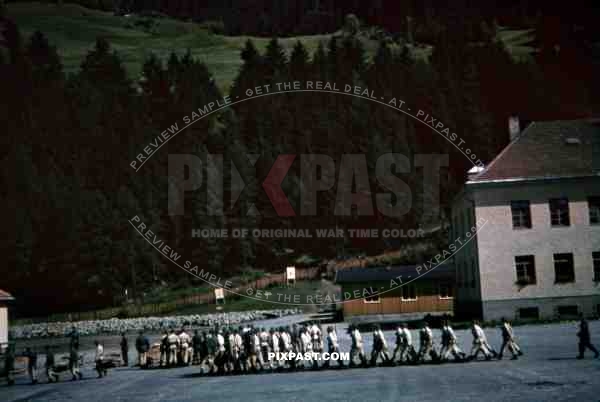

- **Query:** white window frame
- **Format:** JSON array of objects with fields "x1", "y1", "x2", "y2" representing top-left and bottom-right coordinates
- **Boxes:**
[
  {"x1": 401, "y1": 285, "x2": 418, "y2": 301},
  {"x1": 439, "y1": 283, "x2": 454, "y2": 299},
  {"x1": 363, "y1": 295, "x2": 381, "y2": 304}
]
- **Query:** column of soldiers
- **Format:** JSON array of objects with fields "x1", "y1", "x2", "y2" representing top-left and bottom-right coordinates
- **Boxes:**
[{"x1": 4, "y1": 316, "x2": 598, "y2": 385}]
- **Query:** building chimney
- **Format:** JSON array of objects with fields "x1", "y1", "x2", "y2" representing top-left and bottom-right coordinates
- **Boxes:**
[{"x1": 508, "y1": 115, "x2": 520, "y2": 141}]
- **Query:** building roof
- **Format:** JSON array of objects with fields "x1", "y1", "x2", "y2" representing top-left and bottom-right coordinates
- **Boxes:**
[
  {"x1": 334, "y1": 263, "x2": 454, "y2": 284},
  {"x1": 0, "y1": 289, "x2": 14, "y2": 301},
  {"x1": 468, "y1": 119, "x2": 600, "y2": 184}
]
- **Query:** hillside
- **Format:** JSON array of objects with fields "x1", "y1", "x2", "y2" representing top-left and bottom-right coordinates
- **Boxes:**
[{"x1": 6, "y1": 2, "x2": 533, "y2": 92}]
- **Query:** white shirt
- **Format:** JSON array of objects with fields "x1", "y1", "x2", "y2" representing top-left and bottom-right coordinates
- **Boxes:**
[
  {"x1": 352, "y1": 329, "x2": 363, "y2": 347},
  {"x1": 402, "y1": 328, "x2": 412, "y2": 346},
  {"x1": 301, "y1": 332, "x2": 312, "y2": 352},
  {"x1": 473, "y1": 325, "x2": 486, "y2": 342},
  {"x1": 179, "y1": 331, "x2": 190, "y2": 347},
  {"x1": 327, "y1": 331, "x2": 339, "y2": 349},
  {"x1": 374, "y1": 330, "x2": 388, "y2": 348},
  {"x1": 217, "y1": 334, "x2": 225, "y2": 352},
  {"x1": 271, "y1": 333, "x2": 280, "y2": 352},
  {"x1": 447, "y1": 326, "x2": 457, "y2": 342},
  {"x1": 95, "y1": 344, "x2": 104, "y2": 361}
]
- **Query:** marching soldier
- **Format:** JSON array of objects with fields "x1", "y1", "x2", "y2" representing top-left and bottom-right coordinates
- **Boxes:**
[
  {"x1": 577, "y1": 314, "x2": 599, "y2": 359},
  {"x1": 24, "y1": 347, "x2": 38, "y2": 384},
  {"x1": 348, "y1": 324, "x2": 367, "y2": 367},
  {"x1": 45, "y1": 345, "x2": 59, "y2": 383},
  {"x1": 231, "y1": 328, "x2": 243, "y2": 372},
  {"x1": 441, "y1": 321, "x2": 465, "y2": 362},
  {"x1": 392, "y1": 325, "x2": 404, "y2": 362},
  {"x1": 259, "y1": 327, "x2": 271, "y2": 369},
  {"x1": 370, "y1": 325, "x2": 391, "y2": 366},
  {"x1": 417, "y1": 322, "x2": 435, "y2": 363},
  {"x1": 167, "y1": 328, "x2": 179, "y2": 367},
  {"x1": 269, "y1": 328, "x2": 281, "y2": 369},
  {"x1": 120, "y1": 333, "x2": 129, "y2": 367},
  {"x1": 399, "y1": 323, "x2": 416, "y2": 363},
  {"x1": 310, "y1": 323, "x2": 323, "y2": 369},
  {"x1": 324, "y1": 326, "x2": 344, "y2": 368},
  {"x1": 250, "y1": 328, "x2": 263, "y2": 371},
  {"x1": 470, "y1": 320, "x2": 493, "y2": 360},
  {"x1": 279, "y1": 327, "x2": 293, "y2": 370},
  {"x1": 300, "y1": 326, "x2": 313, "y2": 368},
  {"x1": 498, "y1": 317, "x2": 522, "y2": 360}
]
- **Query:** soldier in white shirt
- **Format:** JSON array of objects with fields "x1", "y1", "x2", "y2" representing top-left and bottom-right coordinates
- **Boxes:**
[
  {"x1": 94, "y1": 341, "x2": 107, "y2": 378},
  {"x1": 167, "y1": 329, "x2": 180, "y2": 366},
  {"x1": 231, "y1": 328, "x2": 243, "y2": 372},
  {"x1": 417, "y1": 322, "x2": 435, "y2": 363},
  {"x1": 324, "y1": 326, "x2": 344, "y2": 368},
  {"x1": 400, "y1": 323, "x2": 415, "y2": 363},
  {"x1": 470, "y1": 320, "x2": 493, "y2": 360},
  {"x1": 178, "y1": 329, "x2": 192, "y2": 365},
  {"x1": 370, "y1": 325, "x2": 391, "y2": 366},
  {"x1": 300, "y1": 326, "x2": 313, "y2": 368},
  {"x1": 259, "y1": 328, "x2": 271, "y2": 369},
  {"x1": 498, "y1": 317, "x2": 523, "y2": 360},
  {"x1": 441, "y1": 320, "x2": 466, "y2": 362},
  {"x1": 348, "y1": 324, "x2": 367, "y2": 367}
]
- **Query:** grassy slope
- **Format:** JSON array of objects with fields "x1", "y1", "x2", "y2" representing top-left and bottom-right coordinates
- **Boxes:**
[{"x1": 7, "y1": 2, "x2": 332, "y2": 92}]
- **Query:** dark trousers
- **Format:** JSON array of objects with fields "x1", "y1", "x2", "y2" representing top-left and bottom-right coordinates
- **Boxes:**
[
  {"x1": 578, "y1": 341, "x2": 599, "y2": 357},
  {"x1": 122, "y1": 349, "x2": 128, "y2": 366}
]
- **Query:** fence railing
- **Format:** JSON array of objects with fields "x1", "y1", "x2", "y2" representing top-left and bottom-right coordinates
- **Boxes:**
[{"x1": 14, "y1": 267, "x2": 322, "y2": 325}]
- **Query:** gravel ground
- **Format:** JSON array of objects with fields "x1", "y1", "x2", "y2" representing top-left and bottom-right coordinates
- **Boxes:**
[{"x1": 1, "y1": 320, "x2": 599, "y2": 402}]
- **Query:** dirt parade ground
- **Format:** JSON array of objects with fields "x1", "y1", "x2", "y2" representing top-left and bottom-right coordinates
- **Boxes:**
[{"x1": 1, "y1": 320, "x2": 599, "y2": 402}]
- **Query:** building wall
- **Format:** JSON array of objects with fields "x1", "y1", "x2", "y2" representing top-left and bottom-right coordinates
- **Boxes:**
[
  {"x1": 464, "y1": 177, "x2": 600, "y2": 320},
  {"x1": 341, "y1": 281, "x2": 454, "y2": 317},
  {"x1": 0, "y1": 305, "x2": 7, "y2": 345}
]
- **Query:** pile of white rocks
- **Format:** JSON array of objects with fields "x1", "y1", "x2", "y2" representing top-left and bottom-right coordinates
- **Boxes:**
[{"x1": 10, "y1": 309, "x2": 301, "y2": 339}]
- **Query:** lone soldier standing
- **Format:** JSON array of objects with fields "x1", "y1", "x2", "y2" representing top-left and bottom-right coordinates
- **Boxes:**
[
  {"x1": 498, "y1": 317, "x2": 522, "y2": 360},
  {"x1": 24, "y1": 347, "x2": 38, "y2": 384},
  {"x1": 120, "y1": 333, "x2": 129, "y2": 367},
  {"x1": 577, "y1": 314, "x2": 599, "y2": 359},
  {"x1": 45, "y1": 345, "x2": 59, "y2": 383}
]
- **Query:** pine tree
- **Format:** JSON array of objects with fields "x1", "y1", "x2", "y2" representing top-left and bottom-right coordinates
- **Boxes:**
[{"x1": 289, "y1": 40, "x2": 309, "y2": 79}]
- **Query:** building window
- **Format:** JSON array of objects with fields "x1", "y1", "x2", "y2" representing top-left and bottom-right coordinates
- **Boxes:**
[
  {"x1": 518, "y1": 307, "x2": 539, "y2": 320},
  {"x1": 593, "y1": 252, "x2": 600, "y2": 282},
  {"x1": 401, "y1": 285, "x2": 417, "y2": 301},
  {"x1": 557, "y1": 305, "x2": 579, "y2": 318},
  {"x1": 515, "y1": 255, "x2": 536, "y2": 285},
  {"x1": 549, "y1": 198, "x2": 570, "y2": 226},
  {"x1": 364, "y1": 295, "x2": 380, "y2": 304},
  {"x1": 439, "y1": 283, "x2": 453, "y2": 299},
  {"x1": 511, "y1": 200, "x2": 531, "y2": 229},
  {"x1": 589, "y1": 197, "x2": 600, "y2": 224},
  {"x1": 554, "y1": 253, "x2": 575, "y2": 283}
]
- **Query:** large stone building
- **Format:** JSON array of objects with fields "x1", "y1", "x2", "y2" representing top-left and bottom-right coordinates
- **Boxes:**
[{"x1": 452, "y1": 119, "x2": 600, "y2": 321}]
